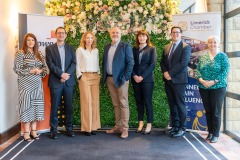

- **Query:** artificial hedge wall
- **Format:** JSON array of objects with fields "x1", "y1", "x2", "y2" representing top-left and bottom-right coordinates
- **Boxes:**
[{"x1": 67, "y1": 32, "x2": 170, "y2": 128}]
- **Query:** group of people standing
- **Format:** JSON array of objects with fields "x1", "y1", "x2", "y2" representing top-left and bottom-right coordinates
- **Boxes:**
[{"x1": 14, "y1": 26, "x2": 229, "y2": 143}]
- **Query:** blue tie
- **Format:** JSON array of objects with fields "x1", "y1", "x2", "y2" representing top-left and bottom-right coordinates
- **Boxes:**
[{"x1": 168, "y1": 43, "x2": 176, "y2": 61}]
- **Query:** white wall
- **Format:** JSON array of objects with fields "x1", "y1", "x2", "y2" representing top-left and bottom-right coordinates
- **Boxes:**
[{"x1": 0, "y1": 0, "x2": 45, "y2": 133}]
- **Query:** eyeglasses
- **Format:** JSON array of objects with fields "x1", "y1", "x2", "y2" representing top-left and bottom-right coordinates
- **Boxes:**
[
  {"x1": 56, "y1": 32, "x2": 66, "y2": 35},
  {"x1": 171, "y1": 32, "x2": 181, "y2": 34}
]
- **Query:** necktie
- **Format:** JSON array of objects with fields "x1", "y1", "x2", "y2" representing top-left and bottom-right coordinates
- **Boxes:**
[
  {"x1": 168, "y1": 43, "x2": 176, "y2": 61},
  {"x1": 139, "y1": 51, "x2": 143, "y2": 64}
]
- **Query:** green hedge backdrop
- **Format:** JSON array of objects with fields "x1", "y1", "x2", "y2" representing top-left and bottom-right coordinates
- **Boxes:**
[{"x1": 68, "y1": 33, "x2": 170, "y2": 128}]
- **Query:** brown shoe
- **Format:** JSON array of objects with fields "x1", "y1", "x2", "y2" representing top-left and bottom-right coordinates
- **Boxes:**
[
  {"x1": 106, "y1": 126, "x2": 121, "y2": 134},
  {"x1": 120, "y1": 129, "x2": 128, "y2": 139}
]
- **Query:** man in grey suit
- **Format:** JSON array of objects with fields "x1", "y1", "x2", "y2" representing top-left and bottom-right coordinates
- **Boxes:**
[
  {"x1": 160, "y1": 26, "x2": 191, "y2": 138},
  {"x1": 102, "y1": 27, "x2": 134, "y2": 139},
  {"x1": 46, "y1": 27, "x2": 76, "y2": 139}
]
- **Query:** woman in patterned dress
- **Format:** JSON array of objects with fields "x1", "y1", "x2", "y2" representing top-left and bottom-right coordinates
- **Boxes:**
[
  {"x1": 196, "y1": 35, "x2": 230, "y2": 143},
  {"x1": 14, "y1": 33, "x2": 47, "y2": 141}
]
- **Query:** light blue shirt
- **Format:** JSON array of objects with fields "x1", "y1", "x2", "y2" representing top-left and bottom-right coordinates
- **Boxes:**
[
  {"x1": 107, "y1": 41, "x2": 120, "y2": 75},
  {"x1": 58, "y1": 45, "x2": 65, "y2": 72}
]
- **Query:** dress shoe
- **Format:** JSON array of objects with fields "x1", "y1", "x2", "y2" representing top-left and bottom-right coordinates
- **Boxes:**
[
  {"x1": 210, "y1": 136, "x2": 218, "y2": 143},
  {"x1": 51, "y1": 132, "x2": 58, "y2": 139},
  {"x1": 91, "y1": 132, "x2": 96, "y2": 135},
  {"x1": 165, "y1": 127, "x2": 178, "y2": 135},
  {"x1": 67, "y1": 131, "x2": 75, "y2": 137},
  {"x1": 84, "y1": 132, "x2": 91, "y2": 136},
  {"x1": 106, "y1": 126, "x2": 121, "y2": 134},
  {"x1": 172, "y1": 129, "x2": 185, "y2": 138},
  {"x1": 120, "y1": 129, "x2": 128, "y2": 139},
  {"x1": 206, "y1": 133, "x2": 213, "y2": 140}
]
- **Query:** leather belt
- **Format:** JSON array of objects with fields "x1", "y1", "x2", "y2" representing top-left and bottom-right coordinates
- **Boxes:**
[{"x1": 82, "y1": 72, "x2": 98, "y2": 74}]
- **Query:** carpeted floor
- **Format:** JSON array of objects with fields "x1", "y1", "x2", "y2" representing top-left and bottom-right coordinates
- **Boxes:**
[{"x1": 0, "y1": 130, "x2": 226, "y2": 160}]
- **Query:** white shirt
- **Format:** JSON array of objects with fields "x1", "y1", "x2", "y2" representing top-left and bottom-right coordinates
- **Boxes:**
[{"x1": 76, "y1": 47, "x2": 100, "y2": 78}]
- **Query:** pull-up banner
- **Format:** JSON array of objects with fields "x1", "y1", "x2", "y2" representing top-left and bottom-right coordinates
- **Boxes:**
[
  {"x1": 172, "y1": 13, "x2": 221, "y2": 131},
  {"x1": 18, "y1": 13, "x2": 64, "y2": 132}
]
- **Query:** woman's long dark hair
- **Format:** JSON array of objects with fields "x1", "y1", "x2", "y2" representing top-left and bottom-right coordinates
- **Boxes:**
[
  {"x1": 134, "y1": 29, "x2": 153, "y2": 48},
  {"x1": 21, "y1": 33, "x2": 42, "y2": 61}
]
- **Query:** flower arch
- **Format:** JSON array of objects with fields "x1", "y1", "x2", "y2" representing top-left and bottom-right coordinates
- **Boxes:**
[{"x1": 45, "y1": 0, "x2": 180, "y2": 38}]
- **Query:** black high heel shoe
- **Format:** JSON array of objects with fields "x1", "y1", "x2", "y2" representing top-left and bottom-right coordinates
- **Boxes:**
[
  {"x1": 23, "y1": 132, "x2": 32, "y2": 142},
  {"x1": 136, "y1": 128, "x2": 144, "y2": 133},
  {"x1": 30, "y1": 130, "x2": 40, "y2": 140},
  {"x1": 143, "y1": 129, "x2": 151, "y2": 135},
  {"x1": 84, "y1": 132, "x2": 91, "y2": 136}
]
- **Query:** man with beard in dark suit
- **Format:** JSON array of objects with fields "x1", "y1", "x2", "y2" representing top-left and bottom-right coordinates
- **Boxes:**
[{"x1": 102, "y1": 27, "x2": 134, "y2": 139}]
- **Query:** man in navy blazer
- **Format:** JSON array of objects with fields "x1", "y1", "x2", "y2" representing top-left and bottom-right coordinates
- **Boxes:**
[
  {"x1": 46, "y1": 27, "x2": 76, "y2": 139},
  {"x1": 160, "y1": 26, "x2": 191, "y2": 138},
  {"x1": 102, "y1": 27, "x2": 134, "y2": 139}
]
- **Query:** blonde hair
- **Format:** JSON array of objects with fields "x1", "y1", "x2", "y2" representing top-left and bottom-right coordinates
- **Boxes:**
[{"x1": 79, "y1": 31, "x2": 97, "y2": 49}]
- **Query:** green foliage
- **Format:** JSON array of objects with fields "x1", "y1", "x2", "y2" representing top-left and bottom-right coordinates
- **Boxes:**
[{"x1": 68, "y1": 30, "x2": 171, "y2": 128}]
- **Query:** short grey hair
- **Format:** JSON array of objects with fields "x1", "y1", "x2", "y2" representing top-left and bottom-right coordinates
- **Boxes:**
[{"x1": 207, "y1": 35, "x2": 220, "y2": 44}]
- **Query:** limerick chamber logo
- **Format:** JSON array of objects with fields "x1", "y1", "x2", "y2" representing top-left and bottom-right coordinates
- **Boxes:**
[{"x1": 178, "y1": 21, "x2": 188, "y2": 31}]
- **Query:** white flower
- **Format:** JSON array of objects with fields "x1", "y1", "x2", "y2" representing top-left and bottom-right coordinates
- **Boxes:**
[
  {"x1": 79, "y1": 12, "x2": 86, "y2": 21},
  {"x1": 143, "y1": 10, "x2": 148, "y2": 15},
  {"x1": 75, "y1": 2, "x2": 80, "y2": 6},
  {"x1": 72, "y1": 15, "x2": 76, "y2": 19},
  {"x1": 138, "y1": 7, "x2": 143, "y2": 13},
  {"x1": 161, "y1": 0, "x2": 166, "y2": 4},
  {"x1": 118, "y1": 22, "x2": 123, "y2": 27},
  {"x1": 123, "y1": 5, "x2": 127, "y2": 10},
  {"x1": 147, "y1": 4, "x2": 151, "y2": 9},
  {"x1": 98, "y1": 1, "x2": 103, "y2": 6},
  {"x1": 119, "y1": 7, "x2": 123, "y2": 12}
]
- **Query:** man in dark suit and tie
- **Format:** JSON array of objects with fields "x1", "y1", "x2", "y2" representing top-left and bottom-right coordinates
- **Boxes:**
[
  {"x1": 46, "y1": 26, "x2": 76, "y2": 139},
  {"x1": 160, "y1": 26, "x2": 191, "y2": 137},
  {"x1": 102, "y1": 27, "x2": 134, "y2": 139}
]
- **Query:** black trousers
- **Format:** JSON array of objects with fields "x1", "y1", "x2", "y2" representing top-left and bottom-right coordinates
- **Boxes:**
[
  {"x1": 165, "y1": 80, "x2": 187, "y2": 130},
  {"x1": 50, "y1": 85, "x2": 74, "y2": 133},
  {"x1": 132, "y1": 82, "x2": 154, "y2": 123},
  {"x1": 199, "y1": 87, "x2": 226, "y2": 137}
]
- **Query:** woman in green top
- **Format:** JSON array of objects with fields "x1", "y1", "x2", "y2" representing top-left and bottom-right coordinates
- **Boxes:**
[{"x1": 196, "y1": 35, "x2": 229, "y2": 143}]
